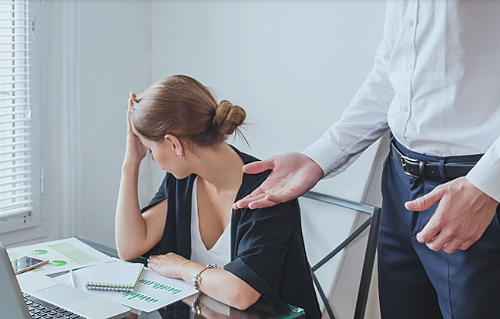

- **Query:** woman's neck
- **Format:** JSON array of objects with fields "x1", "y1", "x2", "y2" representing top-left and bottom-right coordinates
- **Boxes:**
[{"x1": 189, "y1": 143, "x2": 244, "y2": 195}]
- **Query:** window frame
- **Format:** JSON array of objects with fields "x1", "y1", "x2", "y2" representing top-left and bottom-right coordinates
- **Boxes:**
[{"x1": 0, "y1": 0, "x2": 43, "y2": 243}]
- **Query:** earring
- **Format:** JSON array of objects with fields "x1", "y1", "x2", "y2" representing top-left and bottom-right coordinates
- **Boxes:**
[{"x1": 176, "y1": 152, "x2": 182, "y2": 158}]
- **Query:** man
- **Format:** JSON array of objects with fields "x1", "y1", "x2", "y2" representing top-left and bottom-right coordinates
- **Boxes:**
[{"x1": 234, "y1": 1, "x2": 500, "y2": 318}]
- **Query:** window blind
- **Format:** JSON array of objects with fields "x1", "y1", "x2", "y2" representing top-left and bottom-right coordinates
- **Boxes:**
[{"x1": 0, "y1": 0, "x2": 32, "y2": 219}]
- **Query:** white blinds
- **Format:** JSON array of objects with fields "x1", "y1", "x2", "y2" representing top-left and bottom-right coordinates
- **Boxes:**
[{"x1": 0, "y1": 0, "x2": 32, "y2": 219}]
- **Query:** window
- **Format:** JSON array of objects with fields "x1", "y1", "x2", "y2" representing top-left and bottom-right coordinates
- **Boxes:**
[{"x1": 0, "y1": 0, "x2": 34, "y2": 229}]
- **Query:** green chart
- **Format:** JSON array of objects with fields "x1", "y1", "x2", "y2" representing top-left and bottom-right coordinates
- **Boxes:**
[
  {"x1": 48, "y1": 242, "x2": 100, "y2": 265},
  {"x1": 139, "y1": 279, "x2": 182, "y2": 295},
  {"x1": 122, "y1": 292, "x2": 158, "y2": 303},
  {"x1": 49, "y1": 260, "x2": 67, "y2": 267},
  {"x1": 31, "y1": 249, "x2": 48, "y2": 256}
]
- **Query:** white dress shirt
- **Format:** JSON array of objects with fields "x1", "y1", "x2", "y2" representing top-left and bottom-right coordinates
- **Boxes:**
[{"x1": 303, "y1": 0, "x2": 500, "y2": 202}]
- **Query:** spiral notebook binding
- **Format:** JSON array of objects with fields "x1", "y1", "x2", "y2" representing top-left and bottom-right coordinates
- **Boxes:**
[
  {"x1": 85, "y1": 281, "x2": 133, "y2": 292},
  {"x1": 84, "y1": 262, "x2": 144, "y2": 293}
]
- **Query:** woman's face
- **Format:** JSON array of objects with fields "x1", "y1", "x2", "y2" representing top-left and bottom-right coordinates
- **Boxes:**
[{"x1": 137, "y1": 134, "x2": 192, "y2": 179}]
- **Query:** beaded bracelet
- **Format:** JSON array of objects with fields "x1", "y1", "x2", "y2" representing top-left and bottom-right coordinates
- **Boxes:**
[
  {"x1": 192, "y1": 264, "x2": 216, "y2": 290},
  {"x1": 191, "y1": 295, "x2": 201, "y2": 315}
]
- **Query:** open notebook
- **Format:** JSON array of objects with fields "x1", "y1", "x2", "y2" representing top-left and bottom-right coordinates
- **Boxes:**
[{"x1": 85, "y1": 262, "x2": 144, "y2": 292}]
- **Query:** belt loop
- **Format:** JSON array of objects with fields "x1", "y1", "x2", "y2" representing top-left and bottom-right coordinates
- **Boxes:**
[
  {"x1": 439, "y1": 158, "x2": 446, "y2": 179},
  {"x1": 419, "y1": 161, "x2": 426, "y2": 179}
]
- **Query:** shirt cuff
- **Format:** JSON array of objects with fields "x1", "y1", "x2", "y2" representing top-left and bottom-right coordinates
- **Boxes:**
[
  {"x1": 466, "y1": 148, "x2": 500, "y2": 203},
  {"x1": 302, "y1": 137, "x2": 351, "y2": 179}
]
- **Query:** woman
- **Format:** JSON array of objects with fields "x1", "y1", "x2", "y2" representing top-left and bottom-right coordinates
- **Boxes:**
[{"x1": 115, "y1": 75, "x2": 320, "y2": 318}]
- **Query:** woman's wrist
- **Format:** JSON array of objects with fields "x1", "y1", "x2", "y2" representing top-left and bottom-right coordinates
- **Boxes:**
[
  {"x1": 121, "y1": 162, "x2": 141, "y2": 174},
  {"x1": 192, "y1": 264, "x2": 216, "y2": 290},
  {"x1": 179, "y1": 261, "x2": 206, "y2": 284}
]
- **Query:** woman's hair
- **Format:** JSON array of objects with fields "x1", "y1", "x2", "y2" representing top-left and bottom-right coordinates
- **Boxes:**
[{"x1": 130, "y1": 75, "x2": 246, "y2": 148}]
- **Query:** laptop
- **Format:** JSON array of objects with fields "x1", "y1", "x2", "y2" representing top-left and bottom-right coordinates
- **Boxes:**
[{"x1": 0, "y1": 241, "x2": 131, "y2": 319}]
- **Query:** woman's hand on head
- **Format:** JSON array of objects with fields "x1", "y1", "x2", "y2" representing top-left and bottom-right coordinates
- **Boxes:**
[
  {"x1": 147, "y1": 253, "x2": 190, "y2": 279},
  {"x1": 124, "y1": 92, "x2": 148, "y2": 166}
]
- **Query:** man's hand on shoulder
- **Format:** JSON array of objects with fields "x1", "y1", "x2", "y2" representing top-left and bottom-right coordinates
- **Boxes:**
[
  {"x1": 405, "y1": 177, "x2": 499, "y2": 254},
  {"x1": 233, "y1": 152, "x2": 324, "y2": 210}
]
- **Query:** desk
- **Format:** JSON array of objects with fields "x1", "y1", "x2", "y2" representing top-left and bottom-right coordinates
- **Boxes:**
[{"x1": 76, "y1": 237, "x2": 305, "y2": 319}]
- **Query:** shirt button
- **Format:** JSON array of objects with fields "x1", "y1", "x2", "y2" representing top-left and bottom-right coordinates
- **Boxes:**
[
  {"x1": 401, "y1": 106, "x2": 409, "y2": 112},
  {"x1": 408, "y1": 20, "x2": 414, "y2": 27},
  {"x1": 406, "y1": 63, "x2": 413, "y2": 70}
]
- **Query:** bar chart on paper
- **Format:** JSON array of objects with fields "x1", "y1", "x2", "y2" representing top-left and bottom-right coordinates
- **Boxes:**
[
  {"x1": 64, "y1": 263, "x2": 198, "y2": 312},
  {"x1": 122, "y1": 291, "x2": 158, "y2": 303},
  {"x1": 139, "y1": 278, "x2": 183, "y2": 295}
]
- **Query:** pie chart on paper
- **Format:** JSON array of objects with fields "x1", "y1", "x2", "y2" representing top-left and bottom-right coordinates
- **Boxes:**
[
  {"x1": 31, "y1": 249, "x2": 48, "y2": 256},
  {"x1": 49, "y1": 260, "x2": 67, "y2": 267}
]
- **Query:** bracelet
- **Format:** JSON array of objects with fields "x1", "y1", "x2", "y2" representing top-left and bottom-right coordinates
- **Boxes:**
[
  {"x1": 192, "y1": 264, "x2": 216, "y2": 290},
  {"x1": 191, "y1": 295, "x2": 201, "y2": 315}
]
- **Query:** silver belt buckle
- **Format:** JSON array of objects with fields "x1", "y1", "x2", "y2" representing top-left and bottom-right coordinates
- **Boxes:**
[{"x1": 400, "y1": 154, "x2": 421, "y2": 178}]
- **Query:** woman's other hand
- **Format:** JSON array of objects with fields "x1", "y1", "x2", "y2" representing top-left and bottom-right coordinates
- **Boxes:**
[
  {"x1": 148, "y1": 253, "x2": 191, "y2": 279},
  {"x1": 148, "y1": 253, "x2": 260, "y2": 310},
  {"x1": 124, "y1": 92, "x2": 148, "y2": 166}
]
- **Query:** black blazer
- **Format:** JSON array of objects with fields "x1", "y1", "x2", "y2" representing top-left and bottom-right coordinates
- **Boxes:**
[{"x1": 141, "y1": 147, "x2": 321, "y2": 319}]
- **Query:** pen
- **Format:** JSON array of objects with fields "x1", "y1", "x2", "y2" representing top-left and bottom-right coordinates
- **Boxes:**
[{"x1": 70, "y1": 269, "x2": 77, "y2": 288}]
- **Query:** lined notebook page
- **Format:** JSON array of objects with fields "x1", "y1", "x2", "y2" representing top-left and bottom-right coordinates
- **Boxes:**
[{"x1": 85, "y1": 261, "x2": 144, "y2": 292}]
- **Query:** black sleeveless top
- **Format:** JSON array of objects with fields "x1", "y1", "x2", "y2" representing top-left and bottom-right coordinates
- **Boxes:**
[{"x1": 141, "y1": 147, "x2": 321, "y2": 319}]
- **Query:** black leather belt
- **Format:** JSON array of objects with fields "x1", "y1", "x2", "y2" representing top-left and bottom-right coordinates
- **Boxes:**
[{"x1": 390, "y1": 142, "x2": 477, "y2": 180}]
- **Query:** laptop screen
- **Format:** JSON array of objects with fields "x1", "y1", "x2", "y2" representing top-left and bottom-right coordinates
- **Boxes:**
[{"x1": 0, "y1": 242, "x2": 31, "y2": 319}]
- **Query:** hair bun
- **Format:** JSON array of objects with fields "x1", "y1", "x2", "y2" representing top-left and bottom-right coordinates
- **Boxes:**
[{"x1": 213, "y1": 100, "x2": 246, "y2": 135}]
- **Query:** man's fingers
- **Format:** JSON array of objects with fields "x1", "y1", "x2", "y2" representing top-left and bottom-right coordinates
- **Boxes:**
[
  {"x1": 418, "y1": 209, "x2": 470, "y2": 253},
  {"x1": 266, "y1": 192, "x2": 294, "y2": 204},
  {"x1": 458, "y1": 239, "x2": 474, "y2": 251},
  {"x1": 442, "y1": 241, "x2": 459, "y2": 254},
  {"x1": 248, "y1": 197, "x2": 279, "y2": 210},
  {"x1": 426, "y1": 233, "x2": 455, "y2": 252},
  {"x1": 405, "y1": 186, "x2": 444, "y2": 212},
  {"x1": 242, "y1": 159, "x2": 275, "y2": 175},
  {"x1": 429, "y1": 233, "x2": 471, "y2": 254},
  {"x1": 233, "y1": 192, "x2": 267, "y2": 210},
  {"x1": 416, "y1": 212, "x2": 442, "y2": 244},
  {"x1": 443, "y1": 236, "x2": 470, "y2": 254},
  {"x1": 234, "y1": 191, "x2": 301, "y2": 210},
  {"x1": 246, "y1": 186, "x2": 266, "y2": 199}
]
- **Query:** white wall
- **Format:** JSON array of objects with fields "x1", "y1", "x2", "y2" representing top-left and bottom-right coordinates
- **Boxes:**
[{"x1": 74, "y1": 0, "x2": 152, "y2": 246}]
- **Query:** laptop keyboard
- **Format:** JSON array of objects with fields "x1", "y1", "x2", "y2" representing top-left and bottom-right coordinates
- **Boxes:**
[{"x1": 23, "y1": 293, "x2": 86, "y2": 319}]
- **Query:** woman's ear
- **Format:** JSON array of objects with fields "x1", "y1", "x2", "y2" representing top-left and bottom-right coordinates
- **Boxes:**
[{"x1": 164, "y1": 134, "x2": 183, "y2": 158}]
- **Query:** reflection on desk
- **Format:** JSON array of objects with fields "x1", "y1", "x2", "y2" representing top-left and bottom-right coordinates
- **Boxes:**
[{"x1": 127, "y1": 293, "x2": 305, "y2": 319}]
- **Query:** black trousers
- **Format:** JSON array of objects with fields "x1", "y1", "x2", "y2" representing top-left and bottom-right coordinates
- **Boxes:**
[{"x1": 378, "y1": 140, "x2": 500, "y2": 319}]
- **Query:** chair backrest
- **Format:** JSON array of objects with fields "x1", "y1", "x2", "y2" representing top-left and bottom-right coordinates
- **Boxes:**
[{"x1": 300, "y1": 191, "x2": 381, "y2": 319}]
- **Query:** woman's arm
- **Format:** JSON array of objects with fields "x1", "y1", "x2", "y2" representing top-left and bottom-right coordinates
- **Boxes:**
[
  {"x1": 115, "y1": 166, "x2": 167, "y2": 260},
  {"x1": 148, "y1": 253, "x2": 261, "y2": 310},
  {"x1": 115, "y1": 93, "x2": 167, "y2": 260}
]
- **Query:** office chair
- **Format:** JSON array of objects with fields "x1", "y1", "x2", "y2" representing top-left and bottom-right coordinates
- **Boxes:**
[{"x1": 302, "y1": 191, "x2": 381, "y2": 319}]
